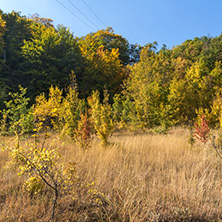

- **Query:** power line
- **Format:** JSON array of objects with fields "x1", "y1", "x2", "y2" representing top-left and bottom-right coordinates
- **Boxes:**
[
  {"x1": 56, "y1": 0, "x2": 95, "y2": 31},
  {"x1": 67, "y1": 0, "x2": 100, "y2": 30},
  {"x1": 82, "y1": 0, "x2": 107, "y2": 28}
]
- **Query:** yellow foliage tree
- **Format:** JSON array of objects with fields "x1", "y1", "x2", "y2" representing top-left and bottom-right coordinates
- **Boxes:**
[
  {"x1": 88, "y1": 90, "x2": 113, "y2": 147},
  {"x1": 60, "y1": 81, "x2": 80, "y2": 138},
  {"x1": 0, "y1": 14, "x2": 6, "y2": 59},
  {"x1": 79, "y1": 37, "x2": 126, "y2": 99},
  {"x1": 33, "y1": 86, "x2": 63, "y2": 130}
]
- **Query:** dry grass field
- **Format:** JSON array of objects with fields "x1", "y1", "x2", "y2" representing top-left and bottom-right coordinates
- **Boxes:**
[{"x1": 1, "y1": 128, "x2": 222, "y2": 221}]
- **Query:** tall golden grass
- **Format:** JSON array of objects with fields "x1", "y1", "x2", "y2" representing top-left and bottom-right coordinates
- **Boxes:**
[{"x1": 1, "y1": 128, "x2": 222, "y2": 221}]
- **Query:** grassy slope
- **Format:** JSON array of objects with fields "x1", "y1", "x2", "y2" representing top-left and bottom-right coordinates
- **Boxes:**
[{"x1": 0, "y1": 128, "x2": 222, "y2": 221}]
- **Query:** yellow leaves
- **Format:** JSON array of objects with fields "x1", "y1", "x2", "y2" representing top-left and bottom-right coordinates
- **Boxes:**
[
  {"x1": 33, "y1": 86, "x2": 63, "y2": 130},
  {"x1": 79, "y1": 33, "x2": 123, "y2": 76},
  {"x1": 88, "y1": 90, "x2": 113, "y2": 147},
  {"x1": 51, "y1": 108, "x2": 57, "y2": 113},
  {"x1": 22, "y1": 20, "x2": 59, "y2": 61},
  {"x1": 0, "y1": 15, "x2": 6, "y2": 36},
  {"x1": 24, "y1": 176, "x2": 45, "y2": 195},
  {"x1": 59, "y1": 83, "x2": 79, "y2": 138},
  {"x1": 186, "y1": 59, "x2": 208, "y2": 86}
]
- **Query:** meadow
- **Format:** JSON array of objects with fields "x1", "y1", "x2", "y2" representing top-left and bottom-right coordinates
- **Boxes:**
[{"x1": 0, "y1": 128, "x2": 222, "y2": 221}]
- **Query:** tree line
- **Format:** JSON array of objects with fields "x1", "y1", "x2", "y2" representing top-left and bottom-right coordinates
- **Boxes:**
[{"x1": 1, "y1": 10, "x2": 222, "y2": 133}]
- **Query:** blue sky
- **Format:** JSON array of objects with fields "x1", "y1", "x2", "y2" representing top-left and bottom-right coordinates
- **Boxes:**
[{"x1": 1, "y1": 0, "x2": 222, "y2": 48}]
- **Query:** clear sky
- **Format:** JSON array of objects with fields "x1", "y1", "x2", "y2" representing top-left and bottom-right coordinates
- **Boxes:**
[{"x1": 1, "y1": 0, "x2": 222, "y2": 49}]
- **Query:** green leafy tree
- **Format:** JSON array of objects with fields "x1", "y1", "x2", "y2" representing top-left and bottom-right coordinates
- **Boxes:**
[
  {"x1": 1, "y1": 85, "x2": 33, "y2": 135},
  {"x1": 0, "y1": 12, "x2": 8, "y2": 107},
  {"x1": 113, "y1": 93, "x2": 136, "y2": 129},
  {"x1": 0, "y1": 12, "x2": 6, "y2": 72},
  {"x1": 172, "y1": 37, "x2": 208, "y2": 63},
  {"x1": 0, "y1": 11, "x2": 32, "y2": 108},
  {"x1": 201, "y1": 34, "x2": 222, "y2": 69},
  {"x1": 21, "y1": 18, "x2": 83, "y2": 102},
  {"x1": 123, "y1": 44, "x2": 174, "y2": 128}
]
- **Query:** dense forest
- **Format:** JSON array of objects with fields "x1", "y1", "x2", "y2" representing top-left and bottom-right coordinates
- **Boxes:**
[{"x1": 1, "y1": 10, "x2": 222, "y2": 133}]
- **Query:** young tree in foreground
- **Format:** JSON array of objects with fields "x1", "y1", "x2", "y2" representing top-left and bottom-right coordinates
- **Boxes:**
[
  {"x1": 2, "y1": 122, "x2": 78, "y2": 220},
  {"x1": 88, "y1": 90, "x2": 113, "y2": 147}
]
